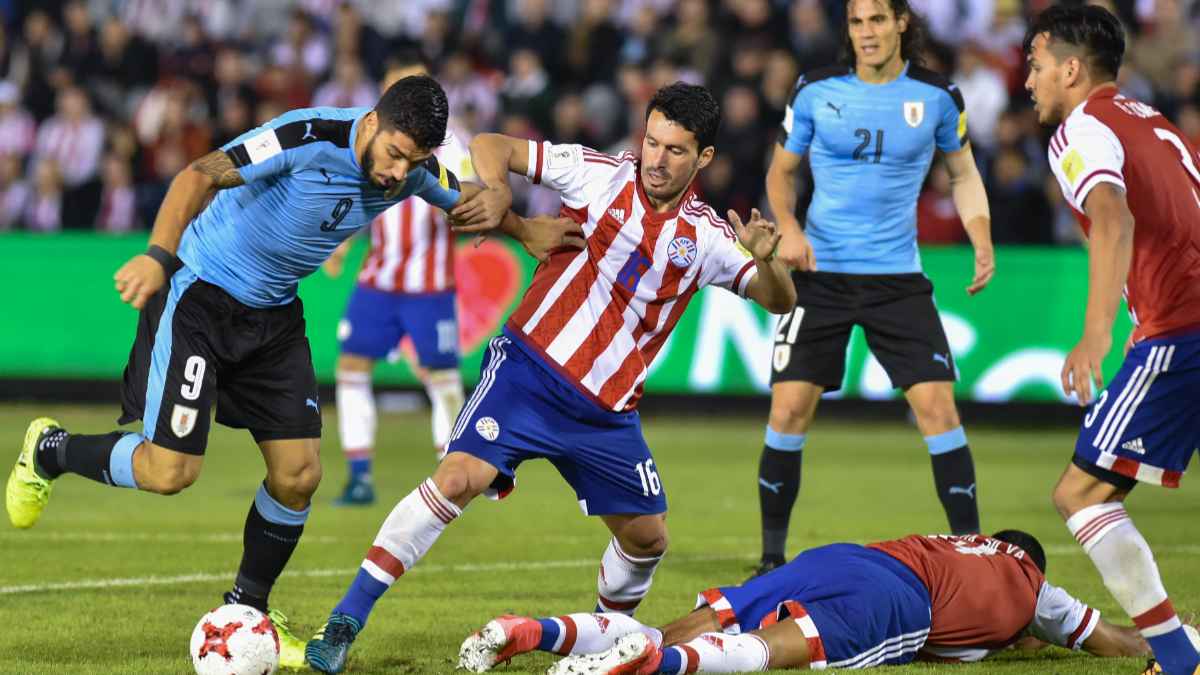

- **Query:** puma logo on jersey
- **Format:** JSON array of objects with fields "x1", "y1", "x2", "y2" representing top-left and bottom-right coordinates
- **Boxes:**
[
  {"x1": 319, "y1": 168, "x2": 331, "y2": 184},
  {"x1": 305, "y1": 398, "x2": 320, "y2": 412},
  {"x1": 826, "y1": 101, "x2": 844, "y2": 118},
  {"x1": 948, "y1": 483, "x2": 976, "y2": 499},
  {"x1": 933, "y1": 352, "x2": 951, "y2": 369},
  {"x1": 302, "y1": 122, "x2": 317, "y2": 141},
  {"x1": 1120, "y1": 438, "x2": 1146, "y2": 454},
  {"x1": 607, "y1": 208, "x2": 626, "y2": 223}
]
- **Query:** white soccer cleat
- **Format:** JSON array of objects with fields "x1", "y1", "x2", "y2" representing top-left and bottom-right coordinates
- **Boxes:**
[
  {"x1": 547, "y1": 633, "x2": 659, "y2": 675},
  {"x1": 458, "y1": 614, "x2": 542, "y2": 673}
]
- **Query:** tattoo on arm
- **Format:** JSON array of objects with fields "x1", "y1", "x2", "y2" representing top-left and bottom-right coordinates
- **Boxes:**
[{"x1": 191, "y1": 150, "x2": 245, "y2": 189}]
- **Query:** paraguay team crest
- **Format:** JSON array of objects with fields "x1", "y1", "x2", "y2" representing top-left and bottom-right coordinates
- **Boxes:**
[
  {"x1": 904, "y1": 101, "x2": 925, "y2": 128},
  {"x1": 667, "y1": 236, "x2": 697, "y2": 268}
]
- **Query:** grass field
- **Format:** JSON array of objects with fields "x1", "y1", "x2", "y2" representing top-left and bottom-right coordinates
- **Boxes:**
[{"x1": 1, "y1": 402, "x2": 1197, "y2": 675}]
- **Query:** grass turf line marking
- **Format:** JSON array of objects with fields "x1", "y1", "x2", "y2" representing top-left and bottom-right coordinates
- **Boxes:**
[{"x1": 0, "y1": 553, "x2": 747, "y2": 596}]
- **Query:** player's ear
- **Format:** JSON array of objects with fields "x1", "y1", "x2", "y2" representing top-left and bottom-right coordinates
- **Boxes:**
[
  {"x1": 897, "y1": 11, "x2": 908, "y2": 34},
  {"x1": 696, "y1": 145, "x2": 715, "y2": 171}
]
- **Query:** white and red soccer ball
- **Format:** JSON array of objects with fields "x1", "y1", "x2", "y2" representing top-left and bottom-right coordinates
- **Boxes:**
[{"x1": 189, "y1": 604, "x2": 279, "y2": 675}]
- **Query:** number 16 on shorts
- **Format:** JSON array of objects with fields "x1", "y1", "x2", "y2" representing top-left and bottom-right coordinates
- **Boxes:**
[{"x1": 635, "y1": 459, "x2": 661, "y2": 496}]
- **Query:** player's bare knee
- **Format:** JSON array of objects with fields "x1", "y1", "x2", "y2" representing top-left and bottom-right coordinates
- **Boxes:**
[
  {"x1": 431, "y1": 454, "x2": 488, "y2": 503},
  {"x1": 620, "y1": 524, "x2": 669, "y2": 558},
  {"x1": 145, "y1": 461, "x2": 200, "y2": 495},
  {"x1": 268, "y1": 463, "x2": 322, "y2": 507}
]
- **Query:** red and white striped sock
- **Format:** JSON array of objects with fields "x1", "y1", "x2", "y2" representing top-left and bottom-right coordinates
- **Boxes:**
[
  {"x1": 1067, "y1": 503, "x2": 1181, "y2": 636},
  {"x1": 361, "y1": 478, "x2": 462, "y2": 584},
  {"x1": 541, "y1": 612, "x2": 661, "y2": 655},
  {"x1": 666, "y1": 633, "x2": 770, "y2": 673},
  {"x1": 596, "y1": 538, "x2": 663, "y2": 616}
]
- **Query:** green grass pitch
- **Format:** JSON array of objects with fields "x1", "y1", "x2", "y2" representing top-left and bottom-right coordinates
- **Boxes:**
[{"x1": 1, "y1": 403, "x2": 1196, "y2": 674}]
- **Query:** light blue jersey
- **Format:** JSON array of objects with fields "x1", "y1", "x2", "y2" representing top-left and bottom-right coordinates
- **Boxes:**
[
  {"x1": 779, "y1": 63, "x2": 967, "y2": 274},
  {"x1": 177, "y1": 106, "x2": 462, "y2": 307}
]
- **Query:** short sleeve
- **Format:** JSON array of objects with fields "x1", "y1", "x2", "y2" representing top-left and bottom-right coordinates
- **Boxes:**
[
  {"x1": 1049, "y1": 115, "x2": 1126, "y2": 210},
  {"x1": 1029, "y1": 581, "x2": 1100, "y2": 650},
  {"x1": 525, "y1": 140, "x2": 627, "y2": 208},
  {"x1": 935, "y1": 83, "x2": 968, "y2": 152},
  {"x1": 698, "y1": 223, "x2": 758, "y2": 297},
  {"x1": 779, "y1": 78, "x2": 815, "y2": 155},
  {"x1": 222, "y1": 122, "x2": 297, "y2": 184}
]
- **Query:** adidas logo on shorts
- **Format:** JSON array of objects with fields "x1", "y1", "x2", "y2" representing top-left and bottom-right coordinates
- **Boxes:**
[{"x1": 1120, "y1": 438, "x2": 1146, "y2": 455}]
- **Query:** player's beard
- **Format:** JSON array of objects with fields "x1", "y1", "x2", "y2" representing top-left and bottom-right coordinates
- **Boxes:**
[{"x1": 361, "y1": 131, "x2": 405, "y2": 198}]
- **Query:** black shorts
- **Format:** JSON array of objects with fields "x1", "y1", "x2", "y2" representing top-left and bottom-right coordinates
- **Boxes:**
[
  {"x1": 770, "y1": 272, "x2": 956, "y2": 392},
  {"x1": 119, "y1": 266, "x2": 322, "y2": 455}
]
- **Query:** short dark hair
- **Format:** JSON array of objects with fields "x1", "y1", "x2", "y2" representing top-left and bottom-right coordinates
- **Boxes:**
[
  {"x1": 374, "y1": 75, "x2": 448, "y2": 150},
  {"x1": 839, "y1": 0, "x2": 928, "y2": 68},
  {"x1": 644, "y1": 82, "x2": 721, "y2": 151},
  {"x1": 1023, "y1": 5, "x2": 1125, "y2": 80},
  {"x1": 386, "y1": 48, "x2": 430, "y2": 75},
  {"x1": 992, "y1": 529, "x2": 1047, "y2": 574}
]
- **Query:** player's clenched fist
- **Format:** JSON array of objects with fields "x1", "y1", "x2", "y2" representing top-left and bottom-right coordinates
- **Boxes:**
[
  {"x1": 729, "y1": 208, "x2": 781, "y2": 261},
  {"x1": 774, "y1": 226, "x2": 817, "y2": 271},
  {"x1": 113, "y1": 254, "x2": 166, "y2": 310}
]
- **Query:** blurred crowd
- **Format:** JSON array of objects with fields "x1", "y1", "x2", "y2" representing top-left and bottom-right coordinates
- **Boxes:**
[{"x1": 0, "y1": 0, "x2": 1197, "y2": 245}]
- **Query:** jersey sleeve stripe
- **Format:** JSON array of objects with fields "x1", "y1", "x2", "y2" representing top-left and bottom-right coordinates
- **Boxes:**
[
  {"x1": 732, "y1": 260, "x2": 756, "y2": 297},
  {"x1": 532, "y1": 141, "x2": 544, "y2": 184},
  {"x1": 1073, "y1": 169, "x2": 1125, "y2": 202},
  {"x1": 1066, "y1": 607, "x2": 1096, "y2": 649}
]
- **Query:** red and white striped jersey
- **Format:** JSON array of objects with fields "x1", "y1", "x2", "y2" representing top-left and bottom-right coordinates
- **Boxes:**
[
  {"x1": 1048, "y1": 85, "x2": 1200, "y2": 343},
  {"x1": 356, "y1": 131, "x2": 475, "y2": 293},
  {"x1": 508, "y1": 140, "x2": 758, "y2": 412}
]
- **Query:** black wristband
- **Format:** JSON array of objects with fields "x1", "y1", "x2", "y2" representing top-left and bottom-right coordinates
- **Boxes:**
[{"x1": 145, "y1": 245, "x2": 180, "y2": 275}]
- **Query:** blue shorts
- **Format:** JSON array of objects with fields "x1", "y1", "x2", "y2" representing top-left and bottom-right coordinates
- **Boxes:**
[
  {"x1": 1076, "y1": 330, "x2": 1200, "y2": 488},
  {"x1": 446, "y1": 333, "x2": 667, "y2": 516},
  {"x1": 698, "y1": 544, "x2": 931, "y2": 669},
  {"x1": 338, "y1": 285, "x2": 459, "y2": 369}
]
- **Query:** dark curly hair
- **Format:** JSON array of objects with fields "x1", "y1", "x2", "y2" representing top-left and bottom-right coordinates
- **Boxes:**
[
  {"x1": 644, "y1": 82, "x2": 721, "y2": 151},
  {"x1": 838, "y1": 0, "x2": 928, "y2": 68},
  {"x1": 1023, "y1": 4, "x2": 1125, "y2": 80},
  {"x1": 992, "y1": 529, "x2": 1047, "y2": 574},
  {"x1": 374, "y1": 75, "x2": 448, "y2": 151}
]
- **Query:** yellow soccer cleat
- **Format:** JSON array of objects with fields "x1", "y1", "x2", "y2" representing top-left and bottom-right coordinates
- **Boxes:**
[
  {"x1": 269, "y1": 608, "x2": 310, "y2": 670},
  {"x1": 6, "y1": 417, "x2": 60, "y2": 529}
]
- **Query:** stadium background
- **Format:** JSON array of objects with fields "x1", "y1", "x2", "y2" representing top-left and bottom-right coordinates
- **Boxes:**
[{"x1": 0, "y1": 0, "x2": 1186, "y2": 404}]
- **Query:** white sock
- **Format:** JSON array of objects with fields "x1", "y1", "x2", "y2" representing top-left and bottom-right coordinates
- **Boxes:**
[
  {"x1": 425, "y1": 368, "x2": 464, "y2": 455},
  {"x1": 1067, "y1": 503, "x2": 1181, "y2": 635},
  {"x1": 669, "y1": 633, "x2": 770, "y2": 673},
  {"x1": 336, "y1": 370, "x2": 375, "y2": 465},
  {"x1": 362, "y1": 478, "x2": 462, "y2": 584},
  {"x1": 596, "y1": 538, "x2": 663, "y2": 616},
  {"x1": 544, "y1": 612, "x2": 662, "y2": 655}
]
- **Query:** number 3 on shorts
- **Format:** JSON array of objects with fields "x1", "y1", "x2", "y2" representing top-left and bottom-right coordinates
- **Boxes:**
[{"x1": 635, "y1": 459, "x2": 661, "y2": 496}]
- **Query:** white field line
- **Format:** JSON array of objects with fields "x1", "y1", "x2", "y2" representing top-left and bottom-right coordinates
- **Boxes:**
[
  {"x1": 0, "y1": 553, "x2": 748, "y2": 596},
  {"x1": 0, "y1": 531, "x2": 344, "y2": 544}
]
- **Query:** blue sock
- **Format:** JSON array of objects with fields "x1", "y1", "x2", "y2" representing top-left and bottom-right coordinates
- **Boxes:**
[
  {"x1": 332, "y1": 568, "x2": 388, "y2": 628},
  {"x1": 348, "y1": 458, "x2": 372, "y2": 480},
  {"x1": 658, "y1": 646, "x2": 682, "y2": 673},
  {"x1": 536, "y1": 618, "x2": 560, "y2": 652},
  {"x1": 1146, "y1": 627, "x2": 1200, "y2": 674}
]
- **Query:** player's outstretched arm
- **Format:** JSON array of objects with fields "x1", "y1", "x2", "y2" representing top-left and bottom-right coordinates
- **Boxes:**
[
  {"x1": 113, "y1": 149, "x2": 244, "y2": 309},
  {"x1": 1080, "y1": 618, "x2": 1150, "y2": 657},
  {"x1": 1062, "y1": 182, "x2": 1134, "y2": 405},
  {"x1": 452, "y1": 133, "x2": 529, "y2": 232},
  {"x1": 943, "y1": 144, "x2": 994, "y2": 295},
  {"x1": 731, "y1": 208, "x2": 797, "y2": 314},
  {"x1": 764, "y1": 144, "x2": 815, "y2": 272}
]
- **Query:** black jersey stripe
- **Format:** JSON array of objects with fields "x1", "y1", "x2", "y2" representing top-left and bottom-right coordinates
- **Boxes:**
[{"x1": 226, "y1": 118, "x2": 353, "y2": 168}]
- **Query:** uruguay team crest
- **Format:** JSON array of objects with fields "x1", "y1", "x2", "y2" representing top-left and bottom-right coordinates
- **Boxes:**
[
  {"x1": 667, "y1": 236, "x2": 697, "y2": 268},
  {"x1": 904, "y1": 101, "x2": 924, "y2": 128},
  {"x1": 171, "y1": 404, "x2": 199, "y2": 438}
]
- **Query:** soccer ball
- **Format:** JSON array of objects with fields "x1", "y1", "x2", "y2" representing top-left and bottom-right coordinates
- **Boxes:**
[{"x1": 189, "y1": 604, "x2": 279, "y2": 675}]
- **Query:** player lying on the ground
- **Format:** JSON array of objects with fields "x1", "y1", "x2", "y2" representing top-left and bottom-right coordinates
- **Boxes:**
[{"x1": 459, "y1": 531, "x2": 1157, "y2": 673}]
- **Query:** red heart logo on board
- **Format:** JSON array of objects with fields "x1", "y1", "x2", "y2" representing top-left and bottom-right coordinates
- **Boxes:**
[{"x1": 394, "y1": 239, "x2": 522, "y2": 362}]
